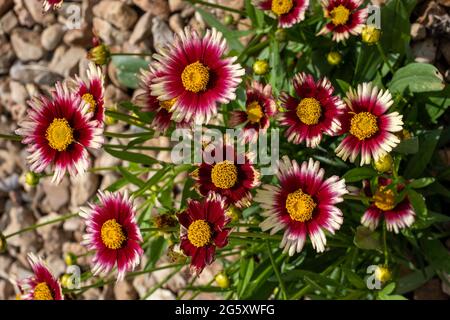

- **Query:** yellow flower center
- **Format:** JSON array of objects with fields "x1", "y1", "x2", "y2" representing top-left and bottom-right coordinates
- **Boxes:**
[
  {"x1": 101, "y1": 219, "x2": 126, "y2": 250},
  {"x1": 330, "y1": 5, "x2": 350, "y2": 26},
  {"x1": 350, "y1": 112, "x2": 379, "y2": 140},
  {"x1": 187, "y1": 219, "x2": 212, "y2": 248},
  {"x1": 33, "y1": 282, "x2": 53, "y2": 300},
  {"x1": 46, "y1": 118, "x2": 74, "y2": 152},
  {"x1": 159, "y1": 97, "x2": 177, "y2": 111},
  {"x1": 181, "y1": 61, "x2": 210, "y2": 93},
  {"x1": 211, "y1": 160, "x2": 238, "y2": 189},
  {"x1": 296, "y1": 97, "x2": 322, "y2": 125},
  {"x1": 373, "y1": 186, "x2": 396, "y2": 211},
  {"x1": 271, "y1": 0, "x2": 293, "y2": 16},
  {"x1": 246, "y1": 101, "x2": 264, "y2": 123},
  {"x1": 82, "y1": 93, "x2": 97, "y2": 113},
  {"x1": 285, "y1": 189, "x2": 316, "y2": 222}
]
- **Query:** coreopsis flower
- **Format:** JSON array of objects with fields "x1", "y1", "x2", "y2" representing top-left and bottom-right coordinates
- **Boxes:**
[
  {"x1": 151, "y1": 28, "x2": 245, "y2": 125},
  {"x1": 135, "y1": 65, "x2": 191, "y2": 132},
  {"x1": 253, "y1": 0, "x2": 310, "y2": 28},
  {"x1": 69, "y1": 62, "x2": 105, "y2": 126},
  {"x1": 335, "y1": 82, "x2": 403, "y2": 166},
  {"x1": 318, "y1": 0, "x2": 368, "y2": 42},
  {"x1": 192, "y1": 143, "x2": 260, "y2": 208},
  {"x1": 177, "y1": 193, "x2": 231, "y2": 274},
  {"x1": 15, "y1": 82, "x2": 103, "y2": 184},
  {"x1": 361, "y1": 178, "x2": 415, "y2": 233},
  {"x1": 19, "y1": 253, "x2": 63, "y2": 300},
  {"x1": 229, "y1": 81, "x2": 277, "y2": 143},
  {"x1": 256, "y1": 156, "x2": 347, "y2": 255},
  {"x1": 43, "y1": 0, "x2": 63, "y2": 12},
  {"x1": 80, "y1": 191, "x2": 143, "y2": 281},
  {"x1": 279, "y1": 72, "x2": 345, "y2": 148}
]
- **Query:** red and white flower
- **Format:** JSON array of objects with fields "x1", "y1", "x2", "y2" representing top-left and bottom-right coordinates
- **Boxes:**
[
  {"x1": 361, "y1": 178, "x2": 415, "y2": 233},
  {"x1": 19, "y1": 253, "x2": 63, "y2": 300},
  {"x1": 135, "y1": 65, "x2": 191, "y2": 133},
  {"x1": 69, "y1": 62, "x2": 105, "y2": 127},
  {"x1": 280, "y1": 73, "x2": 345, "y2": 148},
  {"x1": 151, "y1": 28, "x2": 245, "y2": 125},
  {"x1": 193, "y1": 143, "x2": 260, "y2": 209},
  {"x1": 177, "y1": 193, "x2": 231, "y2": 274},
  {"x1": 318, "y1": 0, "x2": 368, "y2": 42},
  {"x1": 43, "y1": 0, "x2": 63, "y2": 12},
  {"x1": 256, "y1": 156, "x2": 347, "y2": 255},
  {"x1": 16, "y1": 82, "x2": 103, "y2": 184},
  {"x1": 335, "y1": 82, "x2": 403, "y2": 166},
  {"x1": 229, "y1": 81, "x2": 277, "y2": 143},
  {"x1": 80, "y1": 191, "x2": 143, "y2": 281},
  {"x1": 253, "y1": 0, "x2": 309, "y2": 28}
]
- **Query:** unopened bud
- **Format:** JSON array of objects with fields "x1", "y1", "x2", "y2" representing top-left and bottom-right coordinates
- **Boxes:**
[
  {"x1": 88, "y1": 44, "x2": 111, "y2": 66},
  {"x1": 373, "y1": 153, "x2": 393, "y2": 173},
  {"x1": 25, "y1": 171, "x2": 40, "y2": 187},
  {"x1": 375, "y1": 265, "x2": 391, "y2": 283},
  {"x1": 64, "y1": 252, "x2": 77, "y2": 266},
  {"x1": 361, "y1": 25, "x2": 381, "y2": 45},
  {"x1": 253, "y1": 59, "x2": 269, "y2": 76},
  {"x1": 327, "y1": 51, "x2": 342, "y2": 65},
  {"x1": 215, "y1": 272, "x2": 230, "y2": 289}
]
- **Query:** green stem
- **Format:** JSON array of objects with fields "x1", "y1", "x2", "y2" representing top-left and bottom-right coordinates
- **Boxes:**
[
  {"x1": 376, "y1": 42, "x2": 394, "y2": 74},
  {"x1": 140, "y1": 227, "x2": 178, "y2": 233},
  {"x1": 4, "y1": 213, "x2": 78, "y2": 239},
  {"x1": 105, "y1": 144, "x2": 172, "y2": 151},
  {"x1": 343, "y1": 194, "x2": 371, "y2": 201},
  {"x1": 0, "y1": 133, "x2": 21, "y2": 141},
  {"x1": 266, "y1": 241, "x2": 287, "y2": 300},
  {"x1": 383, "y1": 222, "x2": 389, "y2": 265},
  {"x1": 187, "y1": 0, "x2": 246, "y2": 15},
  {"x1": 141, "y1": 266, "x2": 182, "y2": 300},
  {"x1": 103, "y1": 131, "x2": 153, "y2": 139},
  {"x1": 111, "y1": 52, "x2": 152, "y2": 57},
  {"x1": 230, "y1": 232, "x2": 282, "y2": 240}
]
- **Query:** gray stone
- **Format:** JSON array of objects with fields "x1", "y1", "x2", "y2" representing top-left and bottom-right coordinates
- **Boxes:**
[
  {"x1": 10, "y1": 62, "x2": 64, "y2": 85},
  {"x1": 0, "y1": 36, "x2": 16, "y2": 75},
  {"x1": 93, "y1": 1, "x2": 138, "y2": 31},
  {"x1": 23, "y1": 0, "x2": 56, "y2": 25},
  {"x1": 0, "y1": 0, "x2": 13, "y2": 17},
  {"x1": 151, "y1": 17, "x2": 173, "y2": 50},
  {"x1": 41, "y1": 24, "x2": 64, "y2": 51},
  {"x1": 114, "y1": 281, "x2": 139, "y2": 300},
  {"x1": 412, "y1": 39, "x2": 437, "y2": 64},
  {"x1": 49, "y1": 46, "x2": 86, "y2": 77},
  {"x1": 41, "y1": 177, "x2": 70, "y2": 212},
  {"x1": 130, "y1": 12, "x2": 153, "y2": 45},
  {"x1": 133, "y1": 0, "x2": 170, "y2": 17},
  {"x1": 0, "y1": 11, "x2": 19, "y2": 34},
  {"x1": 169, "y1": 13, "x2": 183, "y2": 34},
  {"x1": 70, "y1": 172, "x2": 99, "y2": 207},
  {"x1": 168, "y1": 0, "x2": 186, "y2": 12},
  {"x1": 11, "y1": 28, "x2": 45, "y2": 62}
]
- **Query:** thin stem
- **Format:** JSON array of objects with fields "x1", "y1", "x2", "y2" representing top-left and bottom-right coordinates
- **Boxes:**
[
  {"x1": 140, "y1": 227, "x2": 178, "y2": 233},
  {"x1": 111, "y1": 52, "x2": 152, "y2": 57},
  {"x1": 103, "y1": 131, "x2": 153, "y2": 139},
  {"x1": 383, "y1": 221, "x2": 389, "y2": 265},
  {"x1": 0, "y1": 133, "x2": 21, "y2": 141},
  {"x1": 5, "y1": 213, "x2": 79, "y2": 239},
  {"x1": 376, "y1": 42, "x2": 394, "y2": 74},
  {"x1": 230, "y1": 232, "x2": 282, "y2": 240},
  {"x1": 266, "y1": 241, "x2": 287, "y2": 300},
  {"x1": 343, "y1": 194, "x2": 371, "y2": 201},
  {"x1": 141, "y1": 266, "x2": 182, "y2": 300},
  {"x1": 105, "y1": 144, "x2": 172, "y2": 151},
  {"x1": 188, "y1": 0, "x2": 246, "y2": 15}
]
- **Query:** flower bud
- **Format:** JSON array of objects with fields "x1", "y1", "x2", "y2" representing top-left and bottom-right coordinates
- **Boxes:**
[
  {"x1": 88, "y1": 44, "x2": 111, "y2": 66},
  {"x1": 0, "y1": 232, "x2": 7, "y2": 253},
  {"x1": 361, "y1": 25, "x2": 381, "y2": 45},
  {"x1": 223, "y1": 14, "x2": 234, "y2": 26},
  {"x1": 275, "y1": 28, "x2": 287, "y2": 42},
  {"x1": 373, "y1": 153, "x2": 393, "y2": 173},
  {"x1": 215, "y1": 272, "x2": 230, "y2": 289},
  {"x1": 327, "y1": 51, "x2": 342, "y2": 66},
  {"x1": 374, "y1": 265, "x2": 391, "y2": 283},
  {"x1": 60, "y1": 274, "x2": 72, "y2": 288},
  {"x1": 253, "y1": 59, "x2": 269, "y2": 76},
  {"x1": 25, "y1": 171, "x2": 40, "y2": 187},
  {"x1": 225, "y1": 206, "x2": 240, "y2": 222},
  {"x1": 64, "y1": 252, "x2": 77, "y2": 266}
]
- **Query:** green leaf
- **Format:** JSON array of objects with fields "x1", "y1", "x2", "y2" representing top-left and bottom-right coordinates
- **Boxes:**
[
  {"x1": 424, "y1": 86, "x2": 450, "y2": 123},
  {"x1": 395, "y1": 265, "x2": 435, "y2": 294},
  {"x1": 388, "y1": 63, "x2": 445, "y2": 94},
  {"x1": 342, "y1": 167, "x2": 378, "y2": 183},
  {"x1": 422, "y1": 239, "x2": 450, "y2": 274},
  {"x1": 404, "y1": 129, "x2": 442, "y2": 178},
  {"x1": 105, "y1": 147, "x2": 158, "y2": 166},
  {"x1": 195, "y1": 7, "x2": 244, "y2": 52},
  {"x1": 118, "y1": 167, "x2": 145, "y2": 188},
  {"x1": 145, "y1": 236, "x2": 167, "y2": 268},
  {"x1": 379, "y1": 282, "x2": 396, "y2": 295},
  {"x1": 111, "y1": 55, "x2": 149, "y2": 89},
  {"x1": 353, "y1": 226, "x2": 382, "y2": 252},
  {"x1": 393, "y1": 137, "x2": 419, "y2": 154},
  {"x1": 407, "y1": 189, "x2": 427, "y2": 219},
  {"x1": 408, "y1": 177, "x2": 435, "y2": 189},
  {"x1": 335, "y1": 79, "x2": 350, "y2": 94},
  {"x1": 342, "y1": 268, "x2": 366, "y2": 289},
  {"x1": 238, "y1": 257, "x2": 255, "y2": 298}
]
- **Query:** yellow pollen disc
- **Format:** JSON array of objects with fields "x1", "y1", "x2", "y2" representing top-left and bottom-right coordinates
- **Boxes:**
[
  {"x1": 46, "y1": 118, "x2": 74, "y2": 152},
  {"x1": 187, "y1": 219, "x2": 212, "y2": 248},
  {"x1": 296, "y1": 97, "x2": 322, "y2": 125},
  {"x1": 373, "y1": 186, "x2": 396, "y2": 211},
  {"x1": 181, "y1": 61, "x2": 210, "y2": 93},
  {"x1": 101, "y1": 219, "x2": 127, "y2": 250},
  {"x1": 33, "y1": 282, "x2": 53, "y2": 300},
  {"x1": 271, "y1": 0, "x2": 293, "y2": 16},
  {"x1": 82, "y1": 93, "x2": 97, "y2": 113},
  {"x1": 211, "y1": 160, "x2": 238, "y2": 189},
  {"x1": 285, "y1": 189, "x2": 316, "y2": 222},
  {"x1": 350, "y1": 112, "x2": 379, "y2": 140},
  {"x1": 246, "y1": 101, "x2": 264, "y2": 123},
  {"x1": 159, "y1": 97, "x2": 177, "y2": 111},
  {"x1": 330, "y1": 5, "x2": 350, "y2": 26}
]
